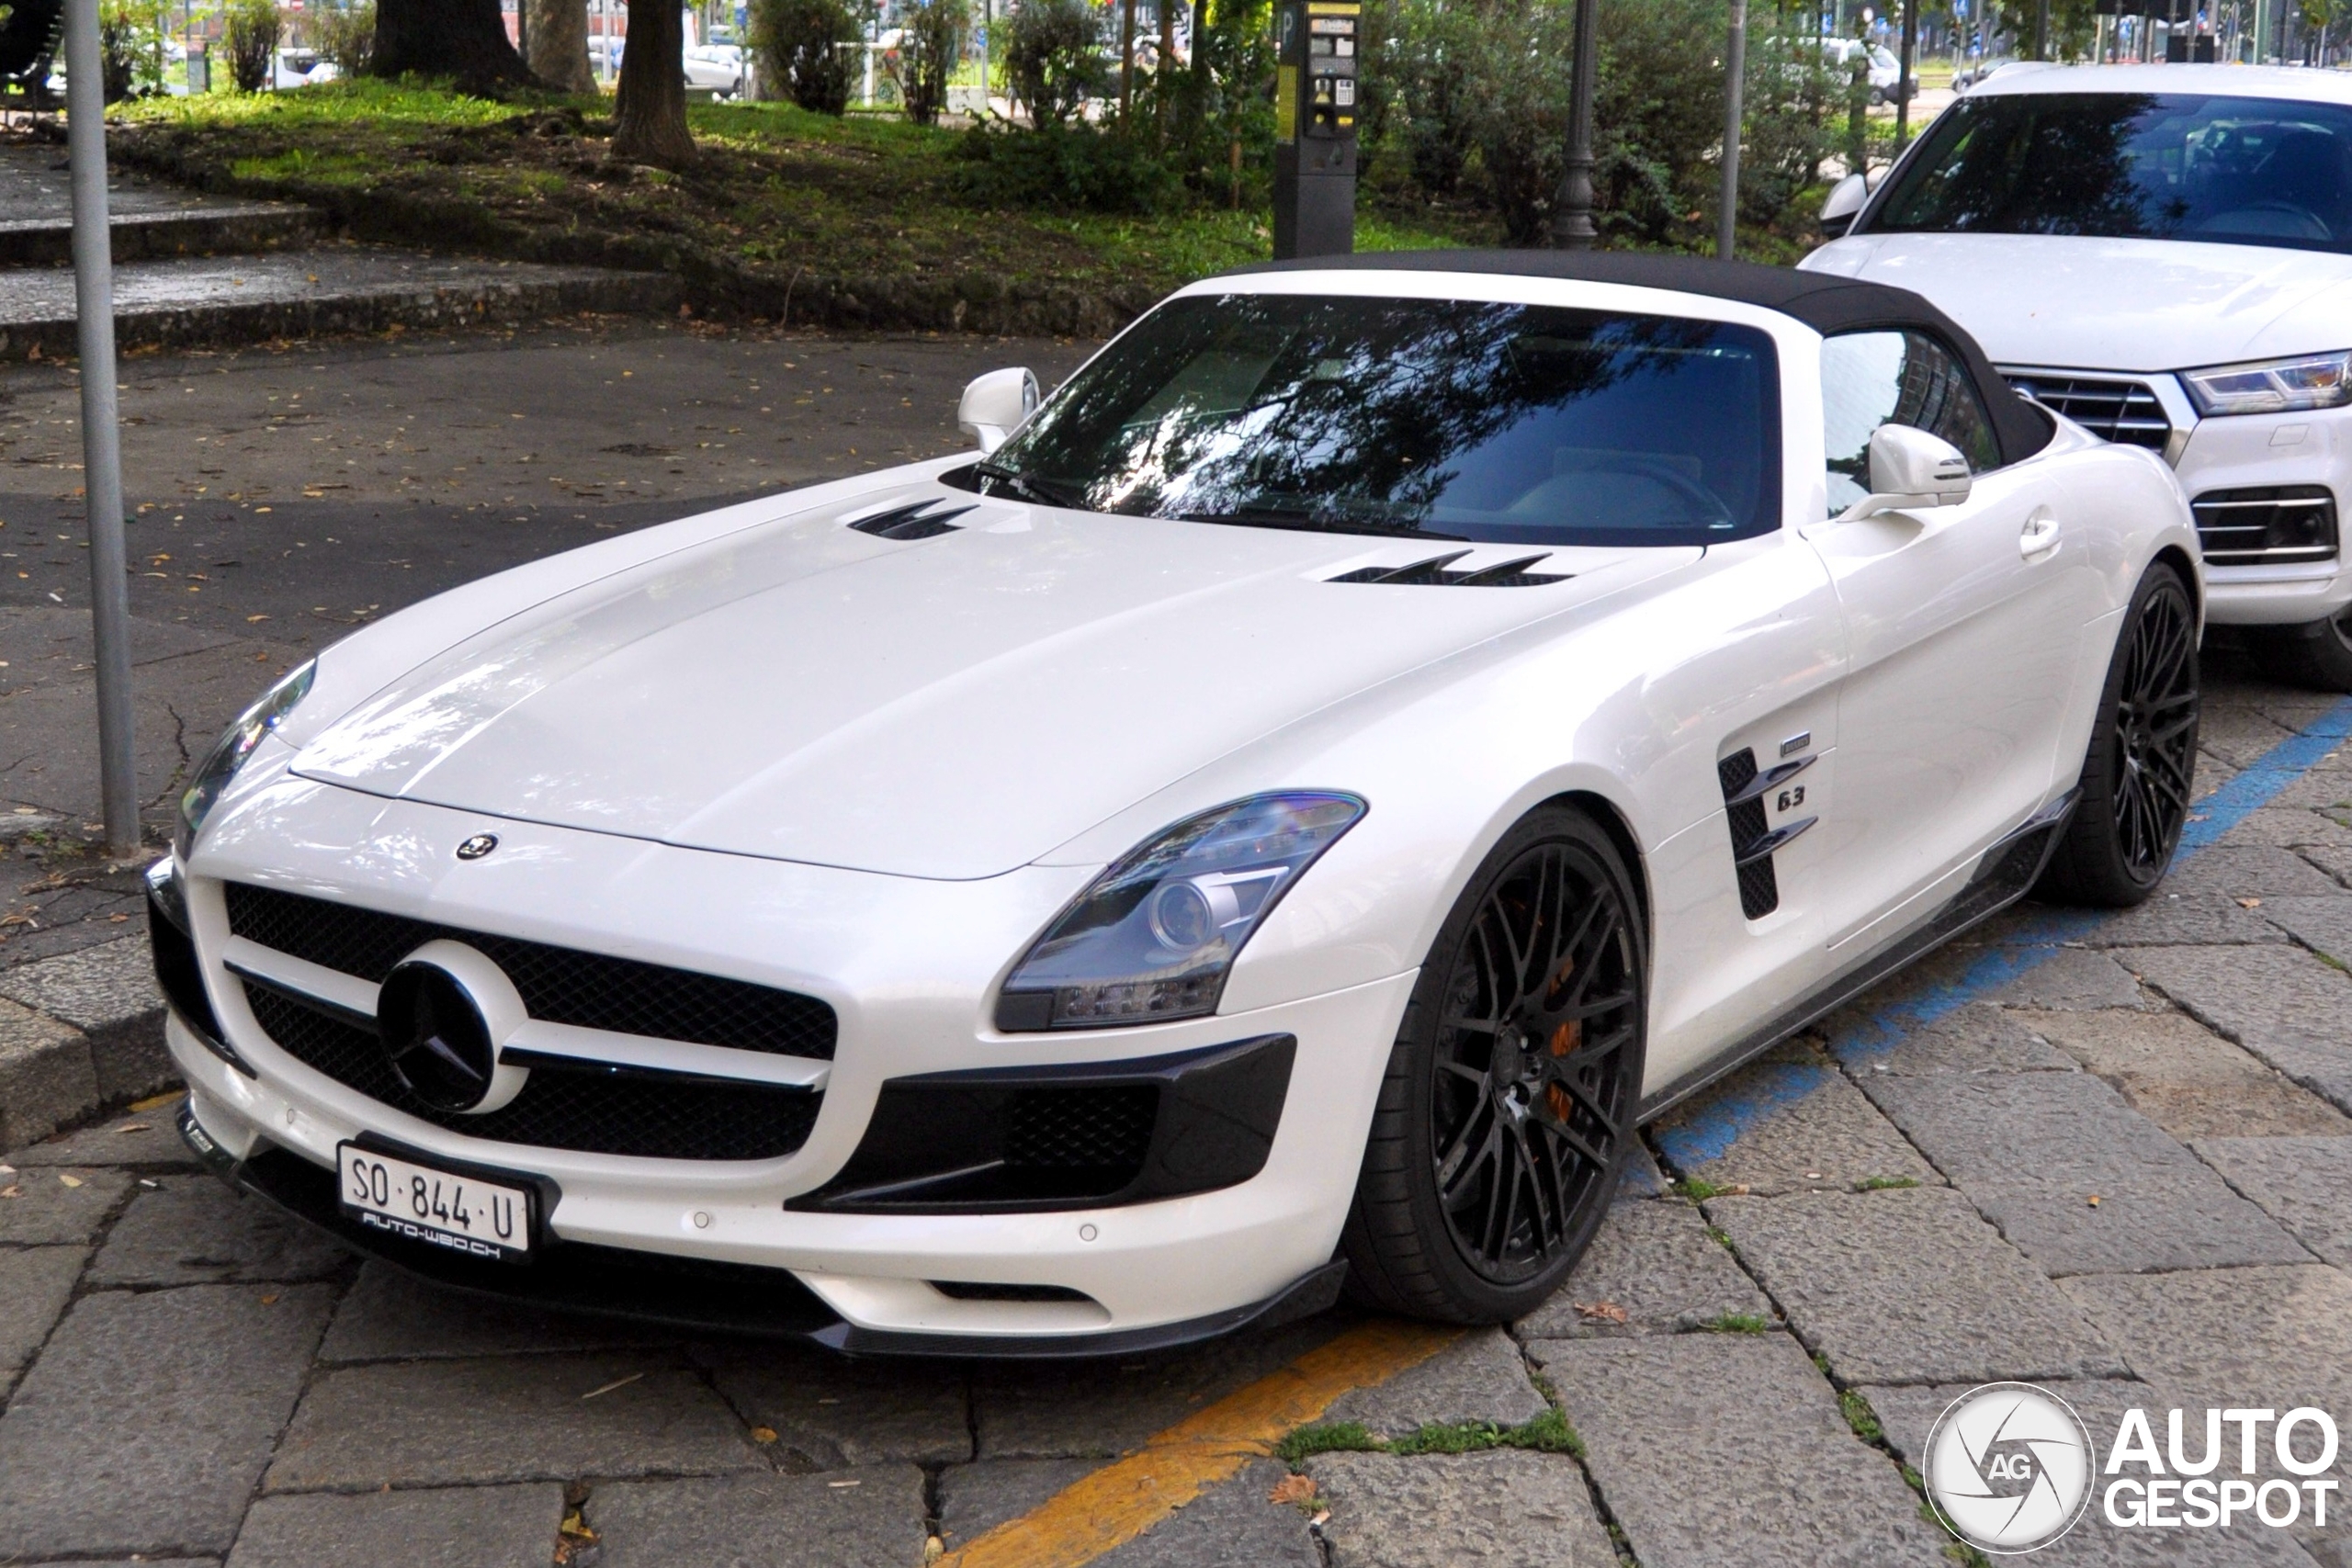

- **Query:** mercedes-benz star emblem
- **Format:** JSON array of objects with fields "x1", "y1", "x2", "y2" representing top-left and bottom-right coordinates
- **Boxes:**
[
  {"x1": 455, "y1": 833, "x2": 499, "y2": 861},
  {"x1": 377, "y1": 962, "x2": 498, "y2": 1111}
]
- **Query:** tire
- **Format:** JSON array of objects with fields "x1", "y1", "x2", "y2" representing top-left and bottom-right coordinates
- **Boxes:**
[
  {"x1": 1341, "y1": 805, "x2": 1646, "y2": 1324},
  {"x1": 2251, "y1": 605, "x2": 2352, "y2": 693},
  {"x1": 2036, "y1": 561, "x2": 2200, "y2": 908}
]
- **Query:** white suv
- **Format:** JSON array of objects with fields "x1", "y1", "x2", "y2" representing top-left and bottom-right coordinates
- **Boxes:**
[{"x1": 1805, "y1": 63, "x2": 2352, "y2": 689}]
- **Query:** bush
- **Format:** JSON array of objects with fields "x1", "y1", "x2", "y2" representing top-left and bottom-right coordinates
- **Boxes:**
[
  {"x1": 1001, "y1": 0, "x2": 1106, "y2": 129},
  {"x1": 312, "y1": 0, "x2": 376, "y2": 77},
  {"x1": 98, "y1": 1, "x2": 164, "y2": 101},
  {"x1": 888, "y1": 0, "x2": 967, "y2": 126},
  {"x1": 1376, "y1": 0, "x2": 1826, "y2": 248},
  {"x1": 949, "y1": 120, "x2": 1186, "y2": 212},
  {"x1": 221, "y1": 0, "x2": 279, "y2": 92},
  {"x1": 752, "y1": 0, "x2": 858, "y2": 115}
]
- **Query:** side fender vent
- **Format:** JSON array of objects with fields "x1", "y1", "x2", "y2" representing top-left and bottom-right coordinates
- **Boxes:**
[
  {"x1": 1328, "y1": 550, "x2": 1571, "y2": 588},
  {"x1": 847, "y1": 499, "x2": 976, "y2": 541},
  {"x1": 1716, "y1": 748, "x2": 1817, "y2": 921}
]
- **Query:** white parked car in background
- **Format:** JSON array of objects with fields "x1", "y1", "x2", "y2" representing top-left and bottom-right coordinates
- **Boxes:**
[
  {"x1": 1808, "y1": 64, "x2": 2352, "y2": 688},
  {"x1": 158, "y1": 254, "x2": 2199, "y2": 1352},
  {"x1": 683, "y1": 42, "x2": 743, "y2": 95}
]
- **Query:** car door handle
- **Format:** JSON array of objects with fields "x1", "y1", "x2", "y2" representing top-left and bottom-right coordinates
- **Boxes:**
[{"x1": 2019, "y1": 513, "x2": 2061, "y2": 558}]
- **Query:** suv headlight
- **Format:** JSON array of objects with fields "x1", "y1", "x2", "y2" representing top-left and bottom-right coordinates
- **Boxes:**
[
  {"x1": 175, "y1": 660, "x2": 315, "y2": 857},
  {"x1": 995, "y1": 792, "x2": 1366, "y2": 1032},
  {"x1": 2181, "y1": 352, "x2": 2352, "y2": 417}
]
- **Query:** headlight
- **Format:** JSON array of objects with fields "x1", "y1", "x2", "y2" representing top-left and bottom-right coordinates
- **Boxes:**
[
  {"x1": 2181, "y1": 351, "x2": 2352, "y2": 417},
  {"x1": 995, "y1": 792, "x2": 1366, "y2": 1032},
  {"x1": 175, "y1": 660, "x2": 314, "y2": 857}
]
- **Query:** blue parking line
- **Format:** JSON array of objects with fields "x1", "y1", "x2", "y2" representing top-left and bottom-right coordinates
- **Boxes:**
[{"x1": 1653, "y1": 694, "x2": 2352, "y2": 1171}]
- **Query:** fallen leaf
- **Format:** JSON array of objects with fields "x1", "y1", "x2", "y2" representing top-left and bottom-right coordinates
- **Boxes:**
[
  {"x1": 117, "y1": 1122, "x2": 150, "y2": 1134},
  {"x1": 1309, "y1": 1509, "x2": 1331, "y2": 1528},
  {"x1": 0, "y1": 1186, "x2": 21, "y2": 1200},
  {"x1": 827, "y1": 1479, "x2": 862, "y2": 1489},
  {"x1": 1574, "y1": 1300, "x2": 1630, "y2": 1324},
  {"x1": 2237, "y1": 897, "x2": 2263, "y2": 908},
  {"x1": 2087, "y1": 1194, "x2": 2103, "y2": 1207},
  {"x1": 580, "y1": 1371, "x2": 644, "y2": 1400},
  {"x1": 260, "y1": 1292, "x2": 280, "y2": 1304},
  {"x1": 56, "y1": 1173, "x2": 83, "y2": 1188},
  {"x1": 245, "y1": 614, "x2": 270, "y2": 623},
  {"x1": 749, "y1": 1426, "x2": 778, "y2": 1444},
  {"x1": 1270, "y1": 1474, "x2": 1319, "y2": 1506},
  {"x1": 924, "y1": 1537, "x2": 946, "y2": 1564},
  {"x1": 130, "y1": 1091, "x2": 182, "y2": 1111}
]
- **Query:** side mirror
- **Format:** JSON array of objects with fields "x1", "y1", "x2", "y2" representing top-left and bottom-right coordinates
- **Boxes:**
[
  {"x1": 1837, "y1": 424, "x2": 1972, "y2": 521},
  {"x1": 958, "y1": 367, "x2": 1039, "y2": 455},
  {"x1": 1819, "y1": 172, "x2": 1868, "y2": 239}
]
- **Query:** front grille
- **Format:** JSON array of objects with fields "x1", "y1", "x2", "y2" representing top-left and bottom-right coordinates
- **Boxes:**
[
  {"x1": 1003, "y1": 1085, "x2": 1158, "y2": 1171},
  {"x1": 2006, "y1": 374, "x2": 2173, "y2": 450},
  {"x1": 2191, "y1": 485, "x2": 2339, "y2": 567},
  {"x1": 245, "y1": 987, "x2": 822, "y2": 1160},
  {"x1": 224, "y1": 883, "x2": 835, "y2": 1060}
]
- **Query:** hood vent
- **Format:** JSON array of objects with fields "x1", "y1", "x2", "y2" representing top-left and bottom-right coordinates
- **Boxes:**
[
  {"x1": 847, "y1": 499, "x2": 976, "y2": 541},
  {"x1": 1329, "y1": 550, "x2": 1570, "y2": 588}
]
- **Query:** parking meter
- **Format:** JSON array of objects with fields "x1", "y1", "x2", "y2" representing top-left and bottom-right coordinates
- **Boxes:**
[{"x1": 1272, "y1": 0, "x2": 1359, "y2": 260}]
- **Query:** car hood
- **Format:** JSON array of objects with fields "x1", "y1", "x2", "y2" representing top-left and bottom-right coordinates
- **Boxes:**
[
  {"x1": 1803, "y1": 232, "x2": 2352, "y2": 370},
  {"x1": 289, "y1": 481, "x2": 1686, "y2": 879}
]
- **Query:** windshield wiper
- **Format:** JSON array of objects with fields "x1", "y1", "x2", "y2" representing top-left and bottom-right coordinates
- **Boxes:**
[{"x1": 974, "y1": 461, "x2": 1086, "y2": 511}]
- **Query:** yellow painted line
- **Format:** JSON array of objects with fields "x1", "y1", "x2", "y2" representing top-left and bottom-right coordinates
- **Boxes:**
[{"x1": 940, "y1": 1318, "x2": 1461, "y2": 1568}]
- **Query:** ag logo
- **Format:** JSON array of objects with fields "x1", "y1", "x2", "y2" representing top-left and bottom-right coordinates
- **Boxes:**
[
  {"x1": 455, "y1": 833, "x2": 499, "y2": 862},
  {"x1": 1924, "y1": 1382, "x2": 2096, "y2": 1554}
]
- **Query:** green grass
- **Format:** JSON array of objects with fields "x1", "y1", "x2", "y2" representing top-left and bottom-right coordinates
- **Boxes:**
[
  {"x1": 1699, "y1": 1313, "x2": 1772, "y2": 1334},
  {"x1": 1857, "y1": 1175, "x2": 1921, "y2": 1191},
  {"x1": 1273, "y1": 1405, "x2": 1585, "y2": 1466},
  {"x1": 108, "y1": 82, "x2": 1476, "y2": 330}
]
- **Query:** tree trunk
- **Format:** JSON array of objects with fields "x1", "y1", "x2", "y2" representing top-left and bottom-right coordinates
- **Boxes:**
[
  {"x1": 613, "y1": 0, "x2": 695, "y2": 167},
  {"x1": 528, "y1": 0, "x2": 596, "y2": 91},
  {"x1": 373, "y1": 0, "x2": 538, "y2": 91}
]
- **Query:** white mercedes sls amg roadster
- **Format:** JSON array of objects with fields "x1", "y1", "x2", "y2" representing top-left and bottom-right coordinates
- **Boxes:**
[{"x1": 158, "y1": 252, "x2": 2201, "y2": 1355}]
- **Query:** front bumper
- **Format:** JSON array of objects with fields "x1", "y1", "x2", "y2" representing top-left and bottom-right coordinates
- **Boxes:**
[
  {"x1": 175, "y1": 1097, "x2": 1350, "y2": 1357},
  {"x1": 164, "y1": 782, "x2": 1416, "y2": 1345},
  {"x1": 2173, "y1": 406, "x2": 2352, "y2": 626}
]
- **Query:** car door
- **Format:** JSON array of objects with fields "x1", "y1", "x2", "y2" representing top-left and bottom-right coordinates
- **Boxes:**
[{"x1": 1803, "y1": 327, "x2": 2082, "y2": 952}]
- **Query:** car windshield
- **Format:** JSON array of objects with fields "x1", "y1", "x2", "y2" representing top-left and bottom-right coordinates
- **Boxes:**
[
  {"x1": 967, "y1": 293, "x2": 1781, "y2": 547},
  {"x1": 1870, "y1": 91, "x2": 2352, "y2": 254}
]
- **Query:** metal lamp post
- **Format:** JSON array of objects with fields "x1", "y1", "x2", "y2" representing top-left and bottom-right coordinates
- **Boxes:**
[
  {"x1": 1719, "y1": 0, "x2": 1747, "y2": 259},
  {"x1": 1551, "y1": 0, "x2": 1600, "y2": 248},
  {"x1": 62, "y1": 0, "x2": 140, "y2": 859}
]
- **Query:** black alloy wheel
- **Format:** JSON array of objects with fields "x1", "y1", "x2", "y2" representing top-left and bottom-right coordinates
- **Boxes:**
[
  {"x1": 1343, "y1": 806, "x2": 1645, "y2": 1322},
  {"x1": 2038, "y1": 562, "x2": 2200, "y2": 907}
]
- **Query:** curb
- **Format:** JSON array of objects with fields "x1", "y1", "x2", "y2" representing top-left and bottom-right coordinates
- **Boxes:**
[
  {"x1": 0, "y1": 933, "x2": 170, "y2": 1147},
  {"x1": 0, "y1": 261, "x2": 682, "y2": 365}
]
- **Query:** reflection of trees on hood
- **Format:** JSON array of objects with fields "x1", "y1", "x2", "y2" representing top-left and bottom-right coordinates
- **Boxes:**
[
  {"x1": 1894, "y1": 95, "x2": 2163, "y2": 238},
  {"x1": 1012, "y1": 296, "x2": 1718, "y2": 530}
]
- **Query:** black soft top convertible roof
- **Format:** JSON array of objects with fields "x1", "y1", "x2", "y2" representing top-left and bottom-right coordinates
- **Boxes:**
[{"x1": 1227, "y1": 249, "x2": 2053, "y2": 467}]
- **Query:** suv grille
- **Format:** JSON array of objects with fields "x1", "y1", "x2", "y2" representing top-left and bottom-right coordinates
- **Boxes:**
[
  {"x1": 245, "y1": 987, "x2": 822, "y2": 1160},
  {"x1": 2006, "y1": 375, "x2": 2172, "y2": 450},
  {"x1": 2190, "y1": 486, "x2": 2339, "y2": 567},
  {"x1": 224, "y1": 883, "x2": 835, "y2": 1060}
]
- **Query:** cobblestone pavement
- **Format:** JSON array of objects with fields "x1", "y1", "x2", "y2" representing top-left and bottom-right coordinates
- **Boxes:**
[{"x1": 6, "y1": 332, "x2": 2352, "y2": 1566}]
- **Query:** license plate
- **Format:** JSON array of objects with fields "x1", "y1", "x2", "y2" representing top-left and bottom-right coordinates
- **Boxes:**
[{"x1": 336, "y1": 1144, "x2": 533, "y2": 1261}]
